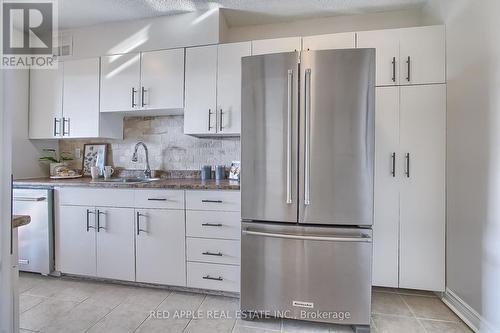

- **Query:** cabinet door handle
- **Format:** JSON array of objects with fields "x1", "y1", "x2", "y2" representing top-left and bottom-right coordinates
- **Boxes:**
[
  {"x1": 202, "y1": 275, "x2": 223, "y2": 281},
  {"x1": 54, "y1": 118, "x2": 61, "y2": 136},
  {"x1": 405, "y1": 153, "x2": 410, "y2": 178},
  {"x1": 202, "y1": 223, "x2": 222, "y2": 227},
  {"x1": 86, "y1": 209, "x2": 95, "y2": 232},
  {"x1": 202, "y1": 200, "x2": 222, "y2": 203},
  {"x1": 136, "y1": 212, "x2": 147, "y2": 235},
  {"x1": 62, "y1": 117, "x2": 70, "y2": 136},
  {"x1": 131, "y1": 87, "x2": 137, "y2": 108},
  {"x1": 392, "y1": 57, "x2": 396, "y2": 83},
  {"x1": 391, "y1": 152, "x2": 396, "y2": 177},
  {"x1": 96, "y1": 210, "x2": 105, "y2": 232},
  {"x1": 406, "y1": 56, "x2": 411, "y2": 82},
  {"x1": 202, "y1": 251, "x2": 223, "y2": 256},
  {"x1": 219, "y1": 109, "x2": 223, "y2": 132},
  {"x1": 208, "y1": 109, "x2": 213, "y2": 131},
  {"x1": 141, "y1": 87, "x2": 147, "y2": 107},
  {"x1": 147, "y1": 198, "x2": 167, "y2": 201}
]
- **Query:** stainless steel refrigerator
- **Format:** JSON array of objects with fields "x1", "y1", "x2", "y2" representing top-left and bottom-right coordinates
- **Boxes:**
[{"x1": 241, "y1": 48, "x2": 375, "y2": 332}]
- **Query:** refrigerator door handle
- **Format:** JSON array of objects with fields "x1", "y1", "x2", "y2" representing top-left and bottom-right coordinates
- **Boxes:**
[
  {"x1": 304, "y1": 68, "x2": 312, "y2": 206},
  {"x1": 242, "y1": 229, "x2": 372, "y2": 243},
  {"x1": 286, "y1": 69, "x2": 293, "y2": 204}
]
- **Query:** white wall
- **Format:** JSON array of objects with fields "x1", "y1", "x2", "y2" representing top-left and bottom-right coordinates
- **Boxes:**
[
  {"x1": 5, "y1": 70, "x2": 56, "y2": 179},
  {"x1": 64, "y1": 10, "x2": 220, "y2": 59},
  {"x1": 423, "y1": 1, "x2": 500, "y2": 332},
  {"x1": 222, "y1": 8, "x2": 425, "y2": 42}
]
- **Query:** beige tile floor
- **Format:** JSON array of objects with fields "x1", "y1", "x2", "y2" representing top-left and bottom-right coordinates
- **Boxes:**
[{"x1": 18, "y1": 273, "x2": 473, "y2": 333}]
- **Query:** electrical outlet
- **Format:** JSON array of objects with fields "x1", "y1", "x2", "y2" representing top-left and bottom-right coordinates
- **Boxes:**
[{"x1": 75, "y1": 148, "x2": 81, "y2": 159}]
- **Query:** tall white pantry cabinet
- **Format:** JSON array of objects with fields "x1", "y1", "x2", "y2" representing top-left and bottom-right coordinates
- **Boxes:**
[{"x1": 358, "y1": 25, "x2": 447, "y2": 292}]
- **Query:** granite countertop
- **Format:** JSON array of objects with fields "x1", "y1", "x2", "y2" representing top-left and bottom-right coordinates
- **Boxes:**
[
  {"x1": 12, "y1": 215, "x2": 31, "y2": 228},
  {"x1": 13, "y1": 177, "x2": 240, "y2": 191}
]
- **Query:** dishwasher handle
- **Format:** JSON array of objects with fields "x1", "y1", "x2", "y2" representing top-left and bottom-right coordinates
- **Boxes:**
[
  {"x1": 13, "y1": 196, "x2": 46, "y2": 202},
  {"x1": 242, "y1": 229, "x2": 372, "y2": 243}
]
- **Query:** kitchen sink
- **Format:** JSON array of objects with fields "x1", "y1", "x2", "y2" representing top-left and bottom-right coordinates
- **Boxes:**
[{"x1": 91, "y1": 177, "x2": 161, "y2": 184}]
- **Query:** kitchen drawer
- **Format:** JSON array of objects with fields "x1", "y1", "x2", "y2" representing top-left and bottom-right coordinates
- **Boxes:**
[
  {"x1": 186, "y1": 211, "x2": 241, "y2": 240},
  {"x1": 186, "y1": 190, "x2": 240, "y2": 212},
  {"x1": 187, "y1": 238, "x2": 240, "y2": 265},
  {"x1": 187, "y1": 262, "x2": 240, "y2": 293},
  {"x1": 58, "y1": 187, "x2": 135, "y2": 207},
  {"x1": 134, "y1": 189, "x2": 184, "y2": 209}
]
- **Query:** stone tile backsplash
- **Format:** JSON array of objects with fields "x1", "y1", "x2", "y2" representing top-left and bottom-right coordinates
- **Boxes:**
[{"x1": 59, "y1": 116, "x2": 240, "y2": 171}]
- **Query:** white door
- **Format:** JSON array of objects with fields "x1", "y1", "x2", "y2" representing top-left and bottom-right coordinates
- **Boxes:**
[
  {"x1": 357, "y1": 29, "x2": 400, "y2": 86},
  {"x1": 302, "y1": 32, "x2": 355, "y2": 51},
  {"x1": 95, "y1": 207, "x2": 135, "y2": 281},
  {"x1": 216, "y1": 42, "x2": 251, "y2": 135},
  {"x1": 184, "y1": 45, "x2": 218, "y2": 135},
  {"x1": 251, "y1": 37, "x2": 301, "y2": 55},
  {"x1": 57, "y1": 206, "x2": 96, "y2": 276},
  {"x1": 399, "y1": 84, "x2": 446, "y2": 291},
  {"x1": 62, "y1": 58, "x2": 100, "y2": 138},
  {"x1": 399, "y1": 26, "x2": 445, "y2": 85},
  {"x1": 135, "y1": 209, "x2": 186, "y2": 286},
  {"x1": 141, "y1": 48, "x2": 185, "y2": 110},
  {"x1": 29, "y1": 66, "x2": 63, "y2": 139},
  {"x1": 100, "y1": 53, "x2": 141, "y2": 112},
  {"x1": 373, "y1": 87, "x2": 400, "y2": 287}
]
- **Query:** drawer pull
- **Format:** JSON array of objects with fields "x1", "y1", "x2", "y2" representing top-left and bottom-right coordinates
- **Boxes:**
[
  {"x1": 202, "y1": 251, "x2": 223, "y2": 256},
  {"x1": 202, "y1": 200, "x2": 223, "y2": 203},
  {"x1": 202, "y1": 275, "x2": 223, "y2": 281},
  {"x1": 202, "y1": 223, "x2": 223, "y2": 227},
  {"x1": 147, "y1": 198, "x2": 168, "y2": 201}
]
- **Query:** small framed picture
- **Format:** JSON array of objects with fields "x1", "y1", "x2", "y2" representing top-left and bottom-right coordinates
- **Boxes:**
[
  {"x1": 229, "y1": 161, "x2": 240, "y2": 181},
  {"x1": 82, "y1": 144, "x2": 107, "y2": 176}
]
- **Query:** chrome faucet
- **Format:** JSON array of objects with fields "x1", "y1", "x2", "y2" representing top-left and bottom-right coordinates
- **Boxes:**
[{"x1": 132, "y1": 142, "x2": 151, "y2": 178}]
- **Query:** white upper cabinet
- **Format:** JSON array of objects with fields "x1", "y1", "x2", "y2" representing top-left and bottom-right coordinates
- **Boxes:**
[
  {"x1": 140, "y1": 48, "x2": 185, "y2": 110},
  {"x1": 399, "y1": 26, "x2": 446, "y2": 85},
  {"x1": 62, "y1": 58, "x2": 100, "y2": 138},
  {"x1": 29, "y1": 66, "x2": 63, "y2": 139},
  {"x1": 100, "y1": 53, "x2": 141, "y2": 112},
  {"x1": 184, "y1": 45, "x2": 218, "y2": 135},
  {"x1": 216, "y1": 42, "x2": 251, "y2": 135},
  {"x1": 101, "y1": 50, "x2": 185, "y2": 113},
  {"x1": 251, "y1": 37, "x2": 301, "y2": 55},
  {"x1": 185, "y1": 42, "x2": 251, "y2": 136},
  {"x1": 357, "y1": 29, "x2": 400, "y2": 86},
  {"x1": 357, "y1": 25, "x2": 445, "y2": 86},
  {"x1": 302, "y1": 32, "x2": 355, "y2": 51}
]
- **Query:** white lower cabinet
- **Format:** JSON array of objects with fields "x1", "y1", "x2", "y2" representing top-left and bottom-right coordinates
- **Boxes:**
[
  {"x1": 187, "y1": 262, "x2": 240, "y2": 293},
  {"x1": 95, "y1": 207, "x2": 135, "y2": 281},
  {"x1": 58, "y1": 205, "x2": 135, "y2": 281},
  {"x1": 58, "y1": 205, "x2": 96, "y2": 277},
  {"x1": 56, "y1": 188, "x2": 241, "y2": 292},
  {"x1": 135, "y1": 209, "x2": 186, "y2": 286}
]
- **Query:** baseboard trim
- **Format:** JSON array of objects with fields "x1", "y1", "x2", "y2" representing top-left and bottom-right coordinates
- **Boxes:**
[{"x1": 441, "y1": 288, "x2": 498, "y2": 333}]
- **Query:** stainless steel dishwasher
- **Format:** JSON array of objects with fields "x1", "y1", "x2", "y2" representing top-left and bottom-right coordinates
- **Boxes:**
[{"x1": 13, "y1": 188, "x2": 54, "y2": 275}]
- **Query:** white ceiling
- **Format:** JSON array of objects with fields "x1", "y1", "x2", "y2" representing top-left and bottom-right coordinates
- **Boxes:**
[{"x1": 59, "y1": 0, "x2": 428, "y2": 29}]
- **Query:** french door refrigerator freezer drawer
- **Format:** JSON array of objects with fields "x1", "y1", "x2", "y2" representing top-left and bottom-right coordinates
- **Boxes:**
[{"x1": 241, "y1": 222, "x2": 372, "y2": 326}]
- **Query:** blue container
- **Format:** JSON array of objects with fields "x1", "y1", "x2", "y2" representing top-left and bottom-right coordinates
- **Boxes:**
[
  {"x1": 215, "y1": 165, "x2": 225, "y2": 180},
  {"x1": 201, "y1": 165, "x2": 212, "y2": 180}
]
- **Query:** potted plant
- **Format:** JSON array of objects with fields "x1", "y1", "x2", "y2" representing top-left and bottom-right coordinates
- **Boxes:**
[{"x1": 39, "y1": 149, "x2": 74, "y2": 176}]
